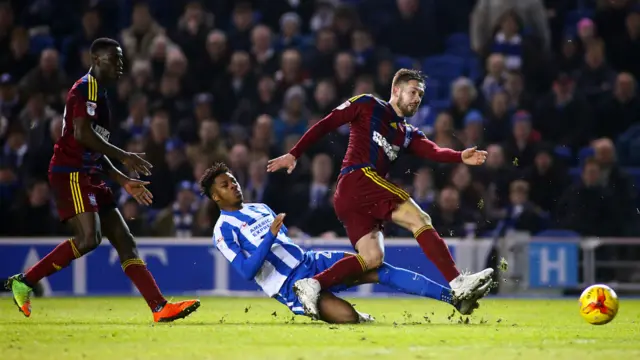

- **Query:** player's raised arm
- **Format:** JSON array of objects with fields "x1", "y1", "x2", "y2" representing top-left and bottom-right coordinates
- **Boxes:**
[
  {"x1": 214, "y1": 214, "x2": 286, "y2": 281},
  {"x1": 267, "y1": 96, "x2": 359, "y2": 173},
  {"x1": 406, "y1": 126, "x2": 463, "y2": 163}
]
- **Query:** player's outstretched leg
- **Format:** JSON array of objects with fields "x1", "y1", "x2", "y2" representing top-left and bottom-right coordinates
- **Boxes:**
[
  {"x1": 100, "y1": 208, "x2": 200, "y2": 322},
  {"x1": 5, "y1": 213, "x2": 103, "y2": 317},
  {"x1": 391, "y1": 199, "x2": 493, "y2": 301}
]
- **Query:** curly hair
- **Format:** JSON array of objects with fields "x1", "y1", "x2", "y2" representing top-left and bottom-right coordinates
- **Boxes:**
[{"x1": 198, "y1": 162, "x2": 230, "y2": 200}]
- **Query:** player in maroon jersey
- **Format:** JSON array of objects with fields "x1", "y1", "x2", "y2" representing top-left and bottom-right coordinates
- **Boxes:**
[
  {"x1": 267, "y1": 69, "x2": 494, "y2": 318},
  {"x1": 5, "y1": 38, "x2": 200, "y2": 322}
]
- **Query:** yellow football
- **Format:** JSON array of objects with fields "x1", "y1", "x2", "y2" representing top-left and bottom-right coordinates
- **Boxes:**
[{"x1": 578, "y1": 284, "x2": 619, "y2": 325}]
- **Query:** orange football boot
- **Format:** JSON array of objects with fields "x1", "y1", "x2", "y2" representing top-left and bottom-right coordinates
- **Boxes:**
[{"x1": 153, "y1": 299, "x2": 200, "y2": 322}]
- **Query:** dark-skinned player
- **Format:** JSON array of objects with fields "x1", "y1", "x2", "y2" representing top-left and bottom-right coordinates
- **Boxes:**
[{"x1": 5, "y1": 38, "x2": 200, "y2": 322}]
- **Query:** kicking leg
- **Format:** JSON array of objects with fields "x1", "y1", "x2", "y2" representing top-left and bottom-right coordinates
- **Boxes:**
[
  {"x1": 100, "y1": 208, "x2": 200, "y2": 322},
  {"x1": 391, "y1": 199, "x2": 493, "y2": 300},
  {"x1": 294, "y1": 230, "x2": 384, "y2": 318},
  {"x1": 6, "y1": 212, "x2": 102, "y2": 317}
]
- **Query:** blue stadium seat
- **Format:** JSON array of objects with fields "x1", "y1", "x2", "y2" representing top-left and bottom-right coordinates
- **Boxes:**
[
  {"x1": 395, "y1": 56, "x2": 418, "y2": 70},
  {"x1": 535, "y1": 229, "x2": 581, "y2": 238},
  {"x1": 29, "y1": 34, "x2": 55, "y2": 55},
  {"x1": 424, "y1": 78, "x2": 440, "y2": 101},
  {"x1": 577, "y1": 146, "x2": 595, "y2": 164},
  {"x1": 422, "y1": 55, "x2": 465, "y2": 82},
  {"x1": 444, "y1": 33, "x2": 472, "y2": 57},
  {"x1": 465, "y1": 56, "x2": 482, "y2": 82},
  {"x1": 554, "y1": 145, "x2": 573, "y2": 160}
]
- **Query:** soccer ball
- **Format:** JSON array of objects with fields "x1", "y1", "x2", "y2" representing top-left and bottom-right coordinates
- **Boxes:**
[{"x1": 578, "y1": 284, "x2": 619, "y2": 325}]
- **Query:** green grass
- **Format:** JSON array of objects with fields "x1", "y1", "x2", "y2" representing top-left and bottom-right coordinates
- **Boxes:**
[{"x1": 1, "y1": 297, "x2": 640, "y2": 360}]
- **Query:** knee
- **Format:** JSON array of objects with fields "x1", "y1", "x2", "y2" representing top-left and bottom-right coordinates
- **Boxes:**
[
  {"x1": 407, "y1": 209, "x2": 432, "y2": 233},
  {"x1": 359, "y1": 249, "x2": 384, "y2": 270},
  {"x1": 75, "y1": 232, "x2": 101, "y2": 254},
  {"x1": 116, "y1": 233, "x2": 138, "y2": 261}
]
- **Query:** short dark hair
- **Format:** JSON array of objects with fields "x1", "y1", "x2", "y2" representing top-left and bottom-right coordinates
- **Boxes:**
[
  {"x1": 392, "y1": 68, "x2": 425, "y2": 88},
  {"x1": 90, "y1": 37, "x2": 120, "y2": 56},
  {"x1": 199, "y1": 162, "x2": 230, "y2": 199}
]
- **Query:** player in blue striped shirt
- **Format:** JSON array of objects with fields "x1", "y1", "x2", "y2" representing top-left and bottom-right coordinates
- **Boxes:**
[{"x1": 200, "y1": 162, "x2": 491, "y2": 323}]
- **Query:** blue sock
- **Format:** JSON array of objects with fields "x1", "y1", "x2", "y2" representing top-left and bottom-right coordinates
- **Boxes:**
[{"x1": 377, "y1": 263, "x2": 453, "y2": 304}]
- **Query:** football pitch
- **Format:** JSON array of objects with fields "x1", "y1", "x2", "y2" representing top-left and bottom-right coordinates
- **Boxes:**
[{"x1": 1, "y1": 297, "x2": 639, "y2": 360}]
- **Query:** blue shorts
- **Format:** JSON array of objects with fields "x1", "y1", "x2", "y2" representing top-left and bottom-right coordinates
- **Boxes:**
[{"x1": 274, "y1": 251, "x2": 350, "y2": 315}]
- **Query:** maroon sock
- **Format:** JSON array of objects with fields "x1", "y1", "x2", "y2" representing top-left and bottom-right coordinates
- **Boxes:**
[
  {"x1": 313, "y1": 254, "x2": 368, "y2": 290},
  {"x1": 414, "y1": 226, "x2": 460, "y2": 282},
  {"x1": 24, "y1": 239, "x2": 81, "y2": 286},
  {"x1": 122, "y1": 259, "x2": 166, "y2": 311}
]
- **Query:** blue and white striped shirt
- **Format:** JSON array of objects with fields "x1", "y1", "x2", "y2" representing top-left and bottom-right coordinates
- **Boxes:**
[{"x1": 213, "y1": 203, "x2": 304, "y2": 296}]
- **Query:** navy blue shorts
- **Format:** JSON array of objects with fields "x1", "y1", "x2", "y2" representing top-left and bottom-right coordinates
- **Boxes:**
[{"x1": 274, "y1": 251, "x2": 350, "y2": 315}]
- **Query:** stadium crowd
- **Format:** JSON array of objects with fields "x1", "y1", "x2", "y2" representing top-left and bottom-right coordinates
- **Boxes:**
[{"x1": 1, "y1": 0, "x2": 639, "y2": 240}]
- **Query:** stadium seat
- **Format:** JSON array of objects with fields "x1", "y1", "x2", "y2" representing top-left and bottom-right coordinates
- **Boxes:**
[
  {"x1": 29, "y1": 34, "x2": 55, "y2": 55},
  {"x1": 395, "y1": 56, "x2": 418, "y2": 70},
  {"x1": 465, "y1": 56, "x2": 482, "y2": 82},
  {"x1": 422, "y1": 55, "x2": 465, "y2": 82},
  {"x1": 553, "y1": 145, "x2": 573, "y2": 160},
  {"x1": 444, "y1": 33, "x2": 472, "y2": 57}
]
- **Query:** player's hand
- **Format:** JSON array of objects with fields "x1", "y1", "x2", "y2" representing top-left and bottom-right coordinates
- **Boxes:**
[
  {"x1": 123, "y1": 179, "x2": 154, "y2": 206},
  {"x1": 270, "y1": 213, "x2": 286, "y2": 236},
  {"x1": 122, "y1": 152, "x2": 153, "y2": 177},
  {"x1": 461, "y1": 146, "x2": 488, "y2": 166},
  {"x1": 267, "y1": 154, "x2": 296, "y2": 174}
]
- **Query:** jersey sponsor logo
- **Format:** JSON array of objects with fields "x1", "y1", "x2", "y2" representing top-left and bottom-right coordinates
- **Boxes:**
[
  {"x1": 86, "y1": 101, "x2": 97, "y2": 116},
  {"x1": 373, "y1": 131, "x2": 400, "y2": 161},
  {"x1": 92, "y1": 124, "x2": 110, "y2": 141},
  {"x1": 248, "y1": 216, "x2": 272, "y2": 238}
]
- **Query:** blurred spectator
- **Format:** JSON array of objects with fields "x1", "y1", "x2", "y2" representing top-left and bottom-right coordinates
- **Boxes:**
[
  {"x1": 8, "y1": 179, "x2": 56, "y2": 235},
  {"x1": 228, "y1": 143, "x2": 250, "y2": 188},
  {"x1": 251, "y1": 25, "x2": 278, "y2": 76},
  {"x1": 574, "y1": 39, "x2": 617, "y2": 103},
  {"x1": 449, "y1": 77, "x2": 480, "y2": 129},
  {"x1": 305, "y1": 28, "x2": 338, "y2": 80},
  {"x1": 379, "y1": 0, "x2": 441, "y2": 57},
  {"x1": 496, "y1": 180, "x2": 547, "y2": 234},
  {"x1": 471, "y1": 0, "x2": 550, "y2": 52},
  {"x1": 484, "y1": 91, "x2": 511, "y2": 143},
  {"x1": 592, "y1": 138, "x2": 636, "y2": 233},
  {"x1": 249, "y1": 114, "x2": 278, "y2": 158},
  {"x1": 273, "y1": 85, "x2": 309, "y2": 146},
  {"x1": 120, "y1": 93, "x2": 150, "y2": 141},
  {"x1": 196, "y1": 30, "x2": 229, "y2": 93},
  {"x1": 19, "y1": 49, "x2": 67, "y2": 106},
  {"x1": 411, "y1": 167, "x2": 437, "y2": 210},
  {"x1": 1, "y1": 125, "x2": 27, "y2": 172},
  {"x1": 332, "y1": 4, "x2": 360, "y2": 50},
  {"x1": 522, "y1": 144, "x2": 570, "y2": 213},
  {"x1": 312, "y1": 79, "x2": 338, "y2": 114},
  {"x1": 502, "y1": 110, "x2": 539, "y2": 169},
  {"x1": 172, "y1": 1, "x2": 214, "y2": 61},
  {"x1": 609, "y1": 9, "x2": 640, "y2": 81},
  {"x1": 63, "y1": 8, "x2": 105, "y2": 77},
  {"x1": 596, "y1": 72, "x2": 640, "y2": 140},
  {"x1": 0, "y1": 27, "x2": 37, "y2": 81},
  {"x1": 153, "y1": 181, "x2": 199, "y2": 237},
  {"x1": 476, "y1": 144, "x2": 516, "y2": 216},
  {"x1": 431, "y1": 112, "x2": 462, "y2": 150},
  {"x1": 555, "y1": 34, "x2": 583, "y2": 74},
  {"x1": 213, "y1": 50, "x2": 256, "y2": 121},
  {"x1": 120, "y1": 1, "x2": 165, "y2": 60},
  {"x1": 504, "y1": 70, "x2": 535, "y2": 111},
  {"x1": 144, "y1": 109, "x2": 170, "y2": 167},
  {"x1": 351, "y1": 27, "x2": 377, "y2": 74},
  {"x1": 148, "y1": 138, "x2": 192, "y2": 209},
  {"x1": 449, "y1": 163, "x2": 483, "y2": 212},
  {"x1": 535, "y1": 73, "x2": 592, "y2": 150},
  {"x1": 0, "y1": 73, "x2": 23, "y2": 123},
  {"x1": 556, "y1": 158, "x2": 620, "y2": 236},
  {"x1": 244, "y1": 153, "x2": 281, "y2": 210},
  {"x1": 228, "y1": 1, "x2": 255, "y2": 51},
  {"x1": 429, "y1": 186, "x2": 481, "y2": 238},
  {"x1": 333, "y1": 51, "x2": 356, "y2": 100},
  {"x1": 460, "y1": 110, "x2": 486, "y2": 148},
  {"x1": 276, "y1": 12, "x2": 304, "y2": 50},
  {"x1": 186, "y1": 119, "x2": 227, "y2": 167},
  {"x1": 481, "y1": 53, "x2": 506, "y2": 101}
]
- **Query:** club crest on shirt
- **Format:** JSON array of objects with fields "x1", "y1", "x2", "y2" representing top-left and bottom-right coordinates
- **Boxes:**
[
  {"x1": 88, "y1": 193, "x2": 97, "y2": 206},
  {"x1": 86, "y1": 101, "x2": 97, "y2": 116}
]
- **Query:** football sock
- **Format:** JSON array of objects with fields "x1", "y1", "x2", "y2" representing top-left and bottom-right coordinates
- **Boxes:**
[
  {"x1": 121, "y1": 259, "x2": 167, "y2": 311},
  {"x1": 313, "y1": 254, "x2": 368, "y2": 290},
  {"x1": 414, "y1": 225, "x2": 460, "y2": 282},
  {"x1": 377, "y1": 263, "x2": 453, "y2": 304},
  {"x1": 24, "y1": 239, "x2": 81, "y2": 286}
]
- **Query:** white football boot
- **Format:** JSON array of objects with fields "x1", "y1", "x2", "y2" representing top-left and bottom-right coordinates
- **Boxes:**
[
  {"x1": 356, "y1": 310, "x2": 376, "y2": 323},
  {"x1": 449, "y1": 268, "x2": 494, "y2": 301},
  {"x1": 455, "y1": 279, "x2": 493, "y2": 315},
  {"x1": 293, "y1": 278, "x2": 321, "y2": 319}
]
